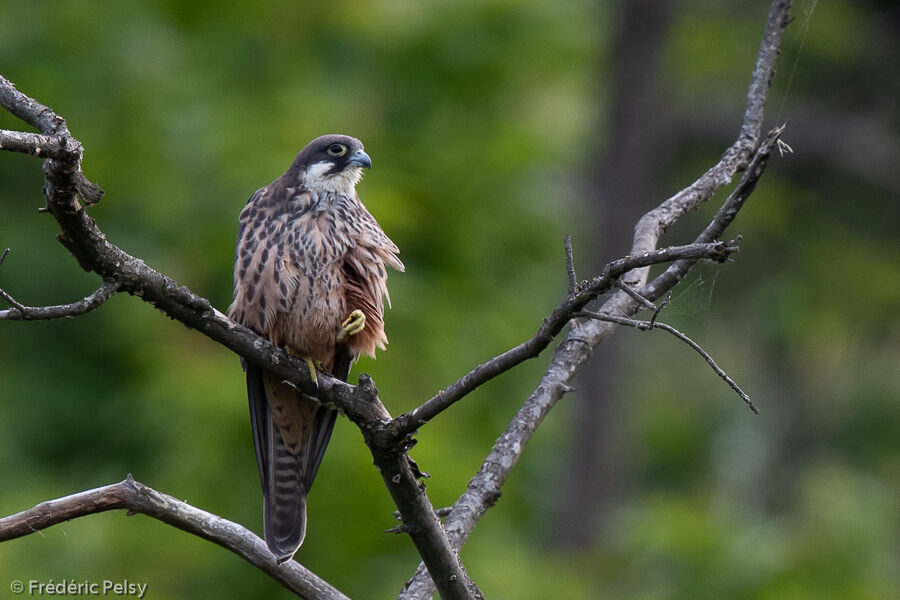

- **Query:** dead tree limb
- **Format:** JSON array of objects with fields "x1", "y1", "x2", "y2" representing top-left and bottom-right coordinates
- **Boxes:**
[
  {"x1": 0, "y1": 276, "x2": 119, "y2": 321},
  {"x1": 0, "y1": 475, "x2": 349, "y2": 600}
]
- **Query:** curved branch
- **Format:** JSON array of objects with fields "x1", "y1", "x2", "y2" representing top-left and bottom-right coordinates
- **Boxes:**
[
  {"x1": 0, "y1": 476, "x2": 349, "y2": 600},
  {"x1": 0, "y1": 279, "x2": 120, "y2": 320}
]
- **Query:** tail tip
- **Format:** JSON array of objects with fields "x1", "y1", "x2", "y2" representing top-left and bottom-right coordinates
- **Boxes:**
[
  {"x1": 264, "y1": 511, "x2": 307, "y2": 562},
  {"x1": 267, "y1": 535, "x2": 303, "y2": 563}
]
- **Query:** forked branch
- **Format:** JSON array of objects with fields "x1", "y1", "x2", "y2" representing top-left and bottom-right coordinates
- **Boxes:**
[{"x1": 399, "y1": 2, "x2": 792, "y2": 597}]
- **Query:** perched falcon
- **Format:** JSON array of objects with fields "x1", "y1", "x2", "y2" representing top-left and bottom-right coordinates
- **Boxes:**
[{"x1": 228, "y1": 134, "x2": 403, "y2": 560}]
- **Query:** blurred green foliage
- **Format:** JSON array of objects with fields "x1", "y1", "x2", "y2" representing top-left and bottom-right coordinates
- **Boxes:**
[{"x1": 1, "y1": 1, "x2": 897, "y2": 598}]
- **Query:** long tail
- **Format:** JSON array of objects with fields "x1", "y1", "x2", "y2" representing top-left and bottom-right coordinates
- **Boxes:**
[{"x1": 246, "y1": 362, "x2": 339, "y2": 560}]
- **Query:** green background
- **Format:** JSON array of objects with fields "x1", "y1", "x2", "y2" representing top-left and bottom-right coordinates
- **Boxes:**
[{"x1": 1, "y1": 1, "x2": 897, "y2": 598}]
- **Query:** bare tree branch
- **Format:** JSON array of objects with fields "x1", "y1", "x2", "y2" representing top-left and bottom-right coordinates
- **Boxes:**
[
  {"x1": 641, "y1": 124, "x2": 784, "y2": 302},
  {"x1": 401, "y1": 120, "x2": 785, "y2": 600},
  {"x1": 0, "y1": 476, "x2": 349, "y2": 600},
  {"x1": 0, "y1": 279, "x2": 120, "y2": 321},
  {"x1": 399, "y1": 2, "x2": 792, "y2": 597}
]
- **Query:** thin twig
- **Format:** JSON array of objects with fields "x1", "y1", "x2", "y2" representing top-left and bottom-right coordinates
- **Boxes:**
[
  {"x1": 615, "y1": 279, "x2": 656, "y2": 311},
  {"x1": 577, "y1": 310, "x2": 759, "y2": 414},
  {"x1": 613, "y1": 279, "x2": 673, "y2": 329},
  {"x1": 0, "y1": 287, "x2": 26, "y2": 312},
  {"x1": 564, "y1": 234, "x2": 577, "y2": 296},
  {"x1": 641, "y1": 122, "x2": 784, "y2": 299},
  {"x1": 650, "y1": 292, "x2": 671, "y2": 327}
]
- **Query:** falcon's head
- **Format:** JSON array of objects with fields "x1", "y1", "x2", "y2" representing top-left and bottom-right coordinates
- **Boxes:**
[{"x1": 293, "y1": 134, "x2": 372, "y2": 196}]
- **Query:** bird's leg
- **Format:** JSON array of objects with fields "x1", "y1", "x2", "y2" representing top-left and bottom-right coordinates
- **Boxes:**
[
  {"x1": 337, "y1": 309, "x2": 366, "y2": 343},
  {"x1": 285, "y1": 345, "x2": 324, "y2": 388}
]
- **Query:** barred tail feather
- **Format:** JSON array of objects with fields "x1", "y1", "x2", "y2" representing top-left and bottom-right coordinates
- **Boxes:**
[
  {"x1": 247, "y1": 363, "x2": 308, "y2": 561},
  {"x1": 264, "y1": 416, "x2": 308, "y2": 560}
]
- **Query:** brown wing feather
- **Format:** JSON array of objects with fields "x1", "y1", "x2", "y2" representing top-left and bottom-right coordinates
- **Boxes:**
[{"x1": 342, "y1": 248, "x2": 388, "y2": 358}]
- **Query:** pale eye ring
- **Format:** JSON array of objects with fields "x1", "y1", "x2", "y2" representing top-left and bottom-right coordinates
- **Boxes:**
[{"x1": 327, "y1": 143, "x2": 348, "y2": 157}]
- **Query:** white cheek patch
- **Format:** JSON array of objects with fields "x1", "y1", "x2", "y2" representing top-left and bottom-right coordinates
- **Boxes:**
[
  {"x1": 305, "y1": 161, "x2": 333, "y2": 181},
  {"x1": 304, "y1": 161, "x2": 363, "y2": 195}
]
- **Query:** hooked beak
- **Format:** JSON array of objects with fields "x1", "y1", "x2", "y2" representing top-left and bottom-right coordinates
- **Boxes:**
[{"x1": 348, "y1": 149, "x2": 372, "y2": 169}]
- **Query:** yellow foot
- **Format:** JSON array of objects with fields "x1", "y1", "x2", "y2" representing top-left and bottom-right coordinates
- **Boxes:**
[
  {"x1": 337, "y1": 309, "x2": 366, "y2": 344},
  {"x1": 285, "y1": 345, "x2": 323, "y2": 388}
]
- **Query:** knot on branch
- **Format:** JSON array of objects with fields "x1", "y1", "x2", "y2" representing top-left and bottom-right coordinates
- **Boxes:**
[
  {"x1": 357, "y1": 373, "x2": 379, "y2": 401},
  {"x1": 482, "y1": 489, "x2": 502, "y2": 510},
  {"x1": 76, "y1": 169, "x2": 105, "y2": 205},
  {"x1": 710, "y1": 236, "x2": 742, "y2": 262}
]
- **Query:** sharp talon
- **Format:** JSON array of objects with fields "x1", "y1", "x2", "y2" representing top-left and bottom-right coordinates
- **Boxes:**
[
  {"x1": 284, "y1": 345, "x2": 321, "y2": 389},
  {"x1": 304, "y1": 358, "x2": 319, "y2": 389},
  {"x1": 337, "y1": 309, "x2": 366, "y2": 343}
]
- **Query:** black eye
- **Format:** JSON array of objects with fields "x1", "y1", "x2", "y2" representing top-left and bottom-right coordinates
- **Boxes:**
[{"x1": 327, "y1": 143, "x2": 347, "y2": 157}]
